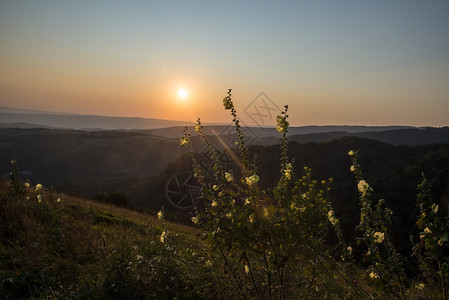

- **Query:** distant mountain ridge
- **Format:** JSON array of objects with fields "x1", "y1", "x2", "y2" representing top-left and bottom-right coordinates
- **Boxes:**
[
  {"x1": 0, "y1": 122, "x2": 53, "y2": 129},
  {"x1": 0, "y1": 107, "x2": 194, "y2": 130},
  {"x1": 255, "y1": 127, "x2": 449, "y2": 146},
  {"x1": 144, "y1": 125, "x2": 418, "y2": 139},
  {"x1": 148, "y1": 126, "x2": 449, "y2": 147},
  {"x1": 0, "y1": 106, "x2": 443, "y2": 138},
  {"x1": 0, "y1": 106, "x2": 75, "y2": 115}
]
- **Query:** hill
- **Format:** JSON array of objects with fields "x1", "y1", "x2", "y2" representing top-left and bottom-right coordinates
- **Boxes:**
[
  {"x1": 1, "y1": 154, "x2": 448, "y2": 298},
  {"x1": 0, "y1": 177, "x2": 217, "y2": 299},
  {"x1": 1, "y1": 127, "x2": 449, "y2": 208},
  {"x1": 0, "y1": 128, "x2": 185, "y2": 198},
  {"x1": 0, "y1": 122, "x2": 53, "y2": 129},
  {"x1": 250, "y1": 138, "x2": 449, "y2": 248},
  {"x1": 127, "y1": 137, "x2": 449, "y2": 253},
  {"x1": 0, "y1": 107, "x2": 193, "y2": 130},
  {"x1": 261, "y1": 127, "x2": 449, "y2": 146},
  {"x1": 145, "y1": 126, "x2": 449, "y2": 147},
  {"x1": 144, "y1": 125, "x2": 416, "y2": 139},
  {"x1": 1, "y1": 107, "x2": 415, "y2": 133}
]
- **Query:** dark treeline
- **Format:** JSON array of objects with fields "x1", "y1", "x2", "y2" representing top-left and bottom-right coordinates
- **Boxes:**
[
  {"x1": 1, "y1": 128, "x2": 448, "y2": 252},
  {"x1": 0, "y1": 128, "x2": 184, "y2": 197},
  {"x1": 250, "y1": 137, "x2": 449, "y2": 253}
]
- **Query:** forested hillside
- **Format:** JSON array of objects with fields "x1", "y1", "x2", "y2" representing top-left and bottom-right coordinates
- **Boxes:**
[
  {"x1": 129, "y1": 137, "x2": 449, "y2": 252},
  {"x1": 0, "y1": 128, "x2": 184, "y2": 196}
]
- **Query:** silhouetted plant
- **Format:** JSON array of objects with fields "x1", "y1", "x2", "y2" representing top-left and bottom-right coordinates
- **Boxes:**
[
  {"x1": 182, "y1": 90, "x2": 368, "y2": 299},
  {"x1": 410, "y1": 174, "x2": 448, "y2": 299}
]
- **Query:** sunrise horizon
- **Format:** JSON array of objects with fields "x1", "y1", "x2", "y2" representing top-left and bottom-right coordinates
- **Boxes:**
[{"x1": 1, "y1": 103, "x2": 446, "y2": 128}]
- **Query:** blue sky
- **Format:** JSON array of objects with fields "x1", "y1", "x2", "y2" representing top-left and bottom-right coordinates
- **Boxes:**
[{"x1": 1, "y1": 1, "x2": 448, "y2": 126}]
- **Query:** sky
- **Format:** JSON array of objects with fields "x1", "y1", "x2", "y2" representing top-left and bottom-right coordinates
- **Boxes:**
[{"x1": 1, "y1": 1, "x2": 448, "y2": 126}]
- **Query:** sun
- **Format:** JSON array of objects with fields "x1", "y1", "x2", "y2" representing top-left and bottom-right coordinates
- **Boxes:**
[{"x1": 178, "y1": 89, "x2": 188, "y2": 99}]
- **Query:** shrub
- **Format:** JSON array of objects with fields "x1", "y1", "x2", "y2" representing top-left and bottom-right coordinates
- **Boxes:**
[
  {"x1": 182, "y1": 90, "x2": 365, "y2": 298},
  {"x1": 181, "y1": 89, "x2": 449, "y2": 299}
]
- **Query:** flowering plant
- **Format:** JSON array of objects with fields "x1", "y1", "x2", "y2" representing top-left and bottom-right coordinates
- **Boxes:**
[
  {"x1": 180, "y1": 90, "x2": 365, "y2": 298},
  {"x1": 177, "y1": 89, "x2": 448, "y2": 298},
  {"x1": 347, "y1": 150, "x2": 407, "y2": 298},
  {"x1": 411, "y1": 174, "x2": 448, "y2": 296}
]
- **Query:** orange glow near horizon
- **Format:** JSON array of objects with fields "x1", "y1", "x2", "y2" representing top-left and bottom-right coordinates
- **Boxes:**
[{"x1": 1, "y1": 2, "x2": 448, "y2": 126}]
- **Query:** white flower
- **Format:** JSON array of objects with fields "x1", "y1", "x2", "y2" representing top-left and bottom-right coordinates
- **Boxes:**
[
  {"x1": 276, "y1": 115, "x2": 289, "y2": 133},
  {"x1": 347, "y1": 246, "x2": 353, "y2": 254},
  {"x1": 160, "y1": 230, "x2": 169, "y2": 243},
  {"x1": 37, "y1": 195, "x2": 42, "y2": 203},
  {"x1": 415, "y1": 283, "x2": 425, "y2": 290},
  {"x1": 357, "y1": 180, "x2": 371, "y2": 195},
  {"x1": 246, "y1": 174, "x2": 259, "y2": 186},
  {"x1": 249, "y1": 214, "x2": 256, "y2": 223},
  {"x1": 191, "y1": 216, "x2": 199, "y2": 224},
  {"x1": 350, "y1": 165, "x2": 356, "y2": 173},
  {"x1": 223, "y1": 96, "x2": 233, "y2": 109},
  {"x1": 24, "y1": 182, "x2": 30, "y2": 188},
  {"x1": 35, "y1": 183, "x2": 43, "y2": 191},
  {"x1": 283, "y1": 163, "x2": 292, "y2": 180},
  {"x1": 432, "y1": 203, "x2": 439, "y2": 214},
  {"x1": 244, "y1": 198, "x2": 251, "y2": 205},
  {"x1": 56, "y1": 198, "x2": 61, "y2": 203},
  {"x1": 373, "y1": 232, "x2": 385, "y2": 243},
  {"x1": 179, "y1": 137, "x2": 190, "y2": 146},
  {"x1": 157, "y1": 210, "x2": 164, "y2": 220},
  {"x1": 225, "y1": 172, "x2": 233, "y2": 182},
  {"x1": 244, "y1": 265, "x2": 250, "y2": 274},
  {"x1": 327, "y1": 210, "x2": 338, "y2": 225}
]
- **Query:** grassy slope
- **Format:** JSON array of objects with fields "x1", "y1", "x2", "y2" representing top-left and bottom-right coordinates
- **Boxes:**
[
  {"x1": 0, "y1": 179, "x2": 220, "y2": 299},
  {"x1": 1, "y1": 178, "x2": 444, "y2": 299}
]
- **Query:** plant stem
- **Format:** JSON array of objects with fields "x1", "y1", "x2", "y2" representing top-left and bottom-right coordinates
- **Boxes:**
[
  {"x1": 263, "y1": 251, "x2": 272, "y2": 300},
  {"x1": 244, "y1": 253, "x2": 260, "y2": 297},
  {"x1": 217, "y1": 243, "x2": 245, "y2": 296}
]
